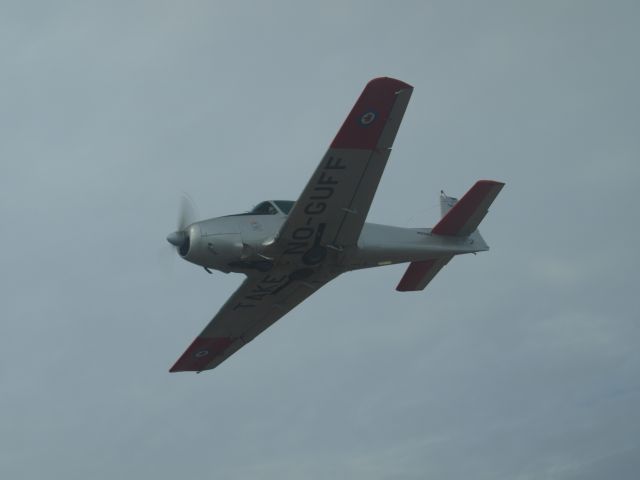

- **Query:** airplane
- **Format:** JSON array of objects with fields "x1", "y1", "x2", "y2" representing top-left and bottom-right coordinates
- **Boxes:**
[{"x1": 166, "y1": 77, "x2": 504, "y2": 373}]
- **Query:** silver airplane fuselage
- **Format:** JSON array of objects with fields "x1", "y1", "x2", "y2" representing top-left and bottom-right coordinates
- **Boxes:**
[{"x1": 178, "y1": 201, "x2": 487, "y2": 277}]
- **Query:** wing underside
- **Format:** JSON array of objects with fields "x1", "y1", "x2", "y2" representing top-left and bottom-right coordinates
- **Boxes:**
[{"x1": 170, "y1": 269, "x2": 338, "y2": 372}]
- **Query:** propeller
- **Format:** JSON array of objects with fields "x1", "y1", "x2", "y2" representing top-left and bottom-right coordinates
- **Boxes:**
[
  {"x1": 166, "y1": 194, "x2": 198, "y2": 256},
  {"x1": 177, "y1": 194, "x2": 197, "y2": 231}
]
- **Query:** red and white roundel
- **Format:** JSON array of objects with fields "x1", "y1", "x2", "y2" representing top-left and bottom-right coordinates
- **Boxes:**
[{"x1": 359, "y1": 111, "x2": 376, "y2": 125}]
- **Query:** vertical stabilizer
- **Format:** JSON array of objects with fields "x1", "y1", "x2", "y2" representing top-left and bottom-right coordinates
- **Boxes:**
[{"x1": 440, "y1": 191, "x2": 458, "y2": 217}]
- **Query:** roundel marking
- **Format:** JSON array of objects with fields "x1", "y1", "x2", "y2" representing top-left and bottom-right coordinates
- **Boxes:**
[
  {"x1": 359, "y1": 111, "x2": 377, "y2": 126},
  {"x1": 195, "y1": 349, "x2": 209, "y2": 358}
]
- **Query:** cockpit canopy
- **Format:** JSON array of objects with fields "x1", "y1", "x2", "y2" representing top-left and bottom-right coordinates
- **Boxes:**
[{"x1": 249, "y1": 200, "x2": 295, "y2": 215}]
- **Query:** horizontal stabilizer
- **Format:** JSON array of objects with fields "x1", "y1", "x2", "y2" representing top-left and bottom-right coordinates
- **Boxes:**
[
  {"x1": 431, "y1": 180, "x2": 504, "y2": 237},
  {"x1": 396, "y1": 255, "x2": 452, "y2": 292}
]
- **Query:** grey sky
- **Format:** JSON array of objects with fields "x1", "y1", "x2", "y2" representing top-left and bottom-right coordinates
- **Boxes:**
[{"x1": 1, "y1": 1, "x2": 639, "y2": 479}]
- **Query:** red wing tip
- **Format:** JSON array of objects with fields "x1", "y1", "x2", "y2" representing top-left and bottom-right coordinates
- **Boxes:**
[
  {"x1": 169, "y1": 365, "x2": 199, "y2": 373},
  {"x1": 330, "y1": 77, "x2": 413, "y2": 150},
  {"x1": 367, "y1": 76, "x2": 413, "y2": 91},
  {"x1": 396, "y1": 285, "x2": 416, "y2": 292},
  {"x1": 169, "y1": 336, "x2": 236, "y2": 373}
]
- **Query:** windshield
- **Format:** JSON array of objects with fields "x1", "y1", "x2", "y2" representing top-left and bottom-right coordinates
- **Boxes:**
[
  {"x1": 250, "y1": 201, "x2": 278, "y2": 215},
  {"x1": 274, "y1": 200, "x2": 295, "y2": 214}
]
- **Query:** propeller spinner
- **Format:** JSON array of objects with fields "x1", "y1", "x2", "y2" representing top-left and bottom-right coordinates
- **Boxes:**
[{"x1": 167, "y1": 195, "x2": 197, "y2": 256}]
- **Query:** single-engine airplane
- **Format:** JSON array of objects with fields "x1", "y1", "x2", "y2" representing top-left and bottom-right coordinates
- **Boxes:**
[{"x1": 167, "y1": 77, "x2": 504, "y2": 373}]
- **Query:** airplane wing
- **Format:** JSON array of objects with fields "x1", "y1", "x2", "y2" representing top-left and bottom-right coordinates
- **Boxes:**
[
  {"x1": 275, "y1": 77, "x2": 413, "y2": 263},
  {"x1": 170, "y1": 268, "x2": 338, "y2": 372}
]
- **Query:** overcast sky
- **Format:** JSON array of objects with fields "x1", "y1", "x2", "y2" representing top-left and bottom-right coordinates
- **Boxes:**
[{"x1": 1, "y1": 1, "x2": 639, "y2": 479}]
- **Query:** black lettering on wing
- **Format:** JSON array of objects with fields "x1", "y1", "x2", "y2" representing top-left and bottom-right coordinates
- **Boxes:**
[
  {"x1": 310, "y1": 187, "x2": 333, "y2": 200},
  {"x1": 292, "y1": 227, "x2": 314, "y2": 240},
  {"x1": 325, "y1": 156, "x2": 346, "y2": 170},
  {"x1": 245, "y1": 292, "x2": 270, "y2": 302},
  {"x1": 304, "y1": 202, "x2": 326, "y2": 215},
  {"x1": 262, "y1": 274, "x2": 287, "y2": 284},
  {"x1": 318, "y1": 171, "x2": 339, "y2": 185},
  {"x1": 284, "y1": 242, "x2": 307, "y2": 255}
]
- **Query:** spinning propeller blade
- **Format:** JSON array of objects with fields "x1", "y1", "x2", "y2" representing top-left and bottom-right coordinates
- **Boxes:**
[
  {"x1": 167, "y1": 194, "x2": 198, "y2": 255},
  {"x1": 177, "y1": 194, "x2": 197, "y2": 231}
]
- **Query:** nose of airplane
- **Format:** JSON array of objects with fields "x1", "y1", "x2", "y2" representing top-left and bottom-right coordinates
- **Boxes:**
[
  {"x1": 166, "y1": 228, "x2": 191, "y2": 257},
  {"x1": 166, "y1": 230, "x2": 186, "y2": 246}
]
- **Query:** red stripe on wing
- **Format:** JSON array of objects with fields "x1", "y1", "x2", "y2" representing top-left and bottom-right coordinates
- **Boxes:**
[
  {"x1": 169, "y1": 337, "x2": 236, "y2": 372},
  {"x1": 331, "y1": 77, "x2": 412, "y2": 150}
]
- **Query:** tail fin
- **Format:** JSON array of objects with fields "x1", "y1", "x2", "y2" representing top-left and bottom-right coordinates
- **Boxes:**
[
  {"x1": 440, "y1": 190, "x2": 458, "y2": 217},
  {"x1": 432, "y1": 180, "x2": 504, "y2": 237}
]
